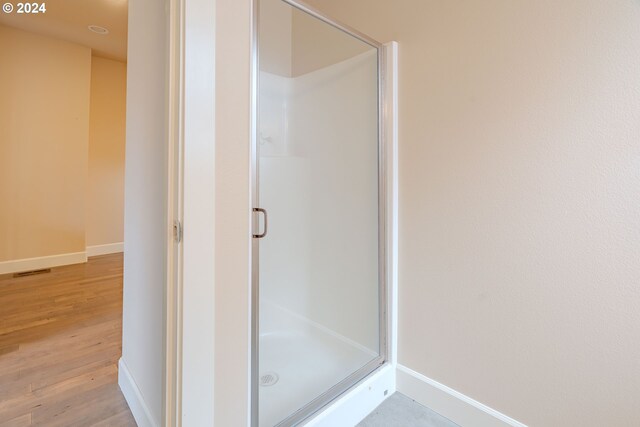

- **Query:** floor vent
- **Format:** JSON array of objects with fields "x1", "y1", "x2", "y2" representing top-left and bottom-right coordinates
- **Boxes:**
[
  {"x1": 260, "y1": 372, "x2": 279, "y2": 387},
  {"x1": 13, "y1": 268, "x2": 51, "y2": 278}
]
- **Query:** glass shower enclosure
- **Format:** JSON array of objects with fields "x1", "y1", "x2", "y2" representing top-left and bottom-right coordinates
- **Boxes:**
[{"x1": 252, "y1": 0, "x2": 387, "y2": 425}]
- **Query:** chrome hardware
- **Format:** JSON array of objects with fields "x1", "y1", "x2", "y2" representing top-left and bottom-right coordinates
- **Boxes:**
[{"x1": 252, "y1": 208, "x2": 268, "y2": 238}]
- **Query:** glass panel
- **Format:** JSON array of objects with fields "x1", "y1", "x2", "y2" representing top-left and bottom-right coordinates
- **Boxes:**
[{"x1": 257, "y1": 1, "x2": 380, "y2": 425}]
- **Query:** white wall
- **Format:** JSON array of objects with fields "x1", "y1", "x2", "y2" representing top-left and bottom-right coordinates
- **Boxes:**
[
  {"x1": 180, "y1": 0, "x2": 217, "y2": 424},
  {"x1": 258, "y1": 72, "x2": 311, "y2": 320},
  {"x1": 213, "y1": 0, "x2": 253, "y2": 425},
  {"x1": 304, "y1": 1, "x2": 640, "y2": 426},
  {"x1": 258, "y1": 51, "x2": 380, "y2": 351},
  {"x1": 295, "y1": 52, "x2": 379, "y2": 349},
  {"x1": 119, "y1": 0, "x2": 167, "y2": 424}
]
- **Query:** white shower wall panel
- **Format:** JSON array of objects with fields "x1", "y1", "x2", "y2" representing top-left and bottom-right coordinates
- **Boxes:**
[
  {"x1": 259, "y1": 72, "x2": 313, "y2": 317},
  {"x1": 259, "y1": 49, "x2": 379, "y2": 353}
]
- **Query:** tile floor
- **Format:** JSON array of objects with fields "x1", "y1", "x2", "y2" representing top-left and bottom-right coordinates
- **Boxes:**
[{"x1": 358, "y1": 392, "x2": 459, "y2": 427}]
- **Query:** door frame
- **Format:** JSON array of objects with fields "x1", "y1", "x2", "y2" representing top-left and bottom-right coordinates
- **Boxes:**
[
  {"x1": 165, "y1": 0, "x2": 218, "y2": 425},
  {"x1": 165, "y1": 0, "x2": 184, "y2": 425}
]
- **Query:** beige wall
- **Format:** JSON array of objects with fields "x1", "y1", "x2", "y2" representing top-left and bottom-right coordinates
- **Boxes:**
[
  {"x1": 257, "y1": 0, "x2": 370, "y2": 77},
  {"x1": 259, "y1": 0, "x2": 292, "y2": 76},
  {"x1": 291, "y1": 7, "x2": 368, "y2": 76},
  {"x1": 87, "y1": 56, "x2": 127, "y2": 247},
  {"x1": 305, "y1": 1, "x2": 640, "y2": 426},
  {"x1": 0, "y1": 25, "x2": 91, "y2": 261}
]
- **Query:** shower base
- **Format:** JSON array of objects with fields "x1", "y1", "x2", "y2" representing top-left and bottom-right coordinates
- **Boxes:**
[{"x1": 259, "y1": 304, "x2": 376, "y2": 426}]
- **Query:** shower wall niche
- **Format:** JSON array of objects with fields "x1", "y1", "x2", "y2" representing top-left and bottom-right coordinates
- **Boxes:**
[{"x1": 254, "y1": 0, "x2": 385, "y2": 425}]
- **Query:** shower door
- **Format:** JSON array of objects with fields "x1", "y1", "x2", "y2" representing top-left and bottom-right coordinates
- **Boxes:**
[{"x1": 252, "y1": 0, "x2": 386, "y2": 425}]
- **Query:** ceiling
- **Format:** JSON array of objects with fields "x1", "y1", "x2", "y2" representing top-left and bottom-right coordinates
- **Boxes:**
[{"x1": 0, "y1": 0, "x2": 128, "y2": 61}]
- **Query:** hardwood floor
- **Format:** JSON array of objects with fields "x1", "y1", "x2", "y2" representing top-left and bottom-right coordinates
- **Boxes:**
[{"x1": 0, "y1": 253, "x2": 136, "y2": 426}]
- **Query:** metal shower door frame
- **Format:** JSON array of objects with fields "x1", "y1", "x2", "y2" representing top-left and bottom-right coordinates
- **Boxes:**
[{"x1": 250, "y1": 1, "x2": 389, "y2": 425}]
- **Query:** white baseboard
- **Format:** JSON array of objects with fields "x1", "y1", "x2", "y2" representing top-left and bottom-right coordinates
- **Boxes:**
[
  {"x1": 118, "y1": 358, "x2": 159, "y2": 427},
  {"x1": 0, "y1": 251, "x2": 87, "y2": 275},
  {"x1": 396, "y1": 365, "x2": 527, "y2": 427},
  {"x1": 86, "y1": 242, "x2": 124, "y2": 257},
  {"x1": 306, "y1": 364, "x2": 395, "y2": 427}
]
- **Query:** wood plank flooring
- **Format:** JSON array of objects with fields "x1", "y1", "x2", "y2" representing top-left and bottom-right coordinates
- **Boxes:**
[{"x1": 0, "y1": 253, "x2": 136, "y2": 426}]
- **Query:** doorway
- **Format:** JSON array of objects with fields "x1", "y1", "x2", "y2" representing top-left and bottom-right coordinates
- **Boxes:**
[{"x1": 0, "y1": 2, "x2": 133, "y2": 424}]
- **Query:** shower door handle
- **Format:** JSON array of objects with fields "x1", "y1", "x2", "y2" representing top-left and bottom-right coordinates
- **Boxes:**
[{"x1": 253, "y1": 208, "x2": 268, "y2": 238}]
